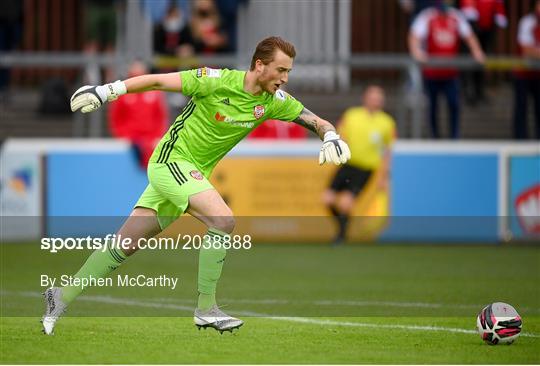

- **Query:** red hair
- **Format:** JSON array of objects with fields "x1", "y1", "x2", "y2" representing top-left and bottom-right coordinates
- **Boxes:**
[{"x1": 250, "y1": 36, "x2": 296, "y2": 70}]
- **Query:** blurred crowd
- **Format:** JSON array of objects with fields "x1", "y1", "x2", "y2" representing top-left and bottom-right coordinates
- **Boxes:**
[
  {"x1": 403, "y1": 0, "x2": 539, "y2": 140},
  {"x1": 150, "y1": 0, "x2": 244, "y2": 57},
  {"x1": 0, "y1": 0, "x2": 539, "y2": 142}
]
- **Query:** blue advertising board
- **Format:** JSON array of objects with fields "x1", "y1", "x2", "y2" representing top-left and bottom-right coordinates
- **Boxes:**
[
  {"x1": 381, "y1": 153, "x2": 499, "y2": 242},
  {"x1": 46, "y1": 152, "x2": 148, "y2": 237},
  {"x1": 44, "y1": 147, "x2": 502, "y2": 242}
]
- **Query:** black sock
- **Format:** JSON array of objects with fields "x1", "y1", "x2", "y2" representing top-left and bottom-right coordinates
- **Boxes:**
[
  {"x1": 329, "y1": 205, "x2": 348, "y2": 240},
  {"x1": 336, "y1": 214, "x2": 349, "y2": 240}
]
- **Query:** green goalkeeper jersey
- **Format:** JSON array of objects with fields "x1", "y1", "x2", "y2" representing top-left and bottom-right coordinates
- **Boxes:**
[{"x1": 149, "y1": 67, "x2": 304, "y2": 177}]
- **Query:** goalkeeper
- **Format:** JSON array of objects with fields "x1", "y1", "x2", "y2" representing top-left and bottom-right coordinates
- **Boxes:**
[{"x1": 42, "y1": 36, "x2": 351, "y2": 335}]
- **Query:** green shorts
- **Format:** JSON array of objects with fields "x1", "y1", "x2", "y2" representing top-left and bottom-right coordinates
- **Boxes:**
[{"x1": 135, "y1": 161, "x2": 214, "y2": 229}]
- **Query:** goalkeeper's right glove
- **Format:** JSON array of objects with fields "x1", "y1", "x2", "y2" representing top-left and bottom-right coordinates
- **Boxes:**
[
  {"x1": 319, "y1": 131, "x2": 351, "y2": 165},
  {"x1": 70, "y1": 80, "x2": 127, "y2": 113}
]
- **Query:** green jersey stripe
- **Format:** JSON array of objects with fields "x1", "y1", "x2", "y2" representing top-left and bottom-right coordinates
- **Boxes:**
[
  {"x1": 156, "y1": 100, "x2": 194, "y2": 163},
  {"x1": 169, "y1": 162, "x2": 187, "y2": 184},
  {"x1": 157, "y1": 101, "x2": 195, "y2": 163},
  {"x1": 166, "y1": 163, "x2": 186, "y2": 185},
  {"x1": 171, "y1": 162, "x2": 188, "y2": 182}
]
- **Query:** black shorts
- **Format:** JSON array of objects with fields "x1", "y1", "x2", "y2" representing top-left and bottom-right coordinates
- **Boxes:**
[{"x1": 330, "y1": 164, "x2": 373, "y2": 196}]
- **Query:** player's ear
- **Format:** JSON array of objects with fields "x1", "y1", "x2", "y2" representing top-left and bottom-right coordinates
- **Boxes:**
[{"x1": 255, "y1": 59, "x2": 264, "y2": 73}]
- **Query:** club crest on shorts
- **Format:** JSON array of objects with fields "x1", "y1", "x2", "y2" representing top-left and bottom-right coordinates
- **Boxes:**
[
  {"x1": 253, "y1": 105, "x2": 265, "y2": 119},
  {"x1": 190, "y1": 170, "x2": 203, "y2": 180}
]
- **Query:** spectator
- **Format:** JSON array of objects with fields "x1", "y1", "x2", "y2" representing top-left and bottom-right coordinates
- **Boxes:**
[
  {"x1": 408, "y1": 0, "x2": 485, "y2": 138},
  {"x1": 513, "y1": 0, "x2": 540, "y2": 140},
  {"x1": 142, "y1": 0, "x2": 190, "y2": 25},
  {"x1": 179, "y1": 0, "x2": 229, "y2": 55},
  {"x1": 399, "y1": 0, "x2": 438, "y2": 23},
  {"x1": 322, "y1": 86, "x2": 396, "y2": 245},
  {"x1": 153, "y1": 3, "x2": 193, "y2": 58},
  {"x1": 460, "y1": 0, "x2": 507, "y2": 104},
  {"x1": 108, "y1": 61, "x2": 169, "y2": 168},
  {"x1": 249, "y1": 119, "x2": 307, "y2": 139}
]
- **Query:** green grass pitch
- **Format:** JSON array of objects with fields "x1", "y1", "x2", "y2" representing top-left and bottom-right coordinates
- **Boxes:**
[{"x1": 1, "y1": 243, "x2": 539, "y2": 364}]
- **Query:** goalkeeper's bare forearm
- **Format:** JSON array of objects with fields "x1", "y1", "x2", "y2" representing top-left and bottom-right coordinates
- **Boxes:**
[
  {"x1": 293, "y1": 107, "x2": 336, "y2": 140},
  {"x1": 70, "y1": 73, "x2": 184, "y2": 113},
  {"x1": 293, "y1": 107, "x2": 351, "y2": 165},
  {"x1": 123, "y1": 73, "x2": 183, "y2": 93}
]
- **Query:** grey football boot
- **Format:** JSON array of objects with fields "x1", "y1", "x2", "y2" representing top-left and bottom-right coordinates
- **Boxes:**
[
  {"x1": 41, "y1": 287, "x2": 67, "y2": 335},
  {"x1": 194, "y1": 305, "x2": 243, "y2": 333}
]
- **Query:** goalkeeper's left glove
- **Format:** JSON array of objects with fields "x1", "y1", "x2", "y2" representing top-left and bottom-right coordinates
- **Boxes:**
[
  {"x1": 70, "y1": 80, "x2": 127, "y2": 113},
  {"x1": 319, "y1": 131, "x2": 351, "y2": 165}
]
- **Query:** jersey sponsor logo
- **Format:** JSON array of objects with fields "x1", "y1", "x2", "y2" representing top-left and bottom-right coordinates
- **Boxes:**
[
  {"x1": 220, "y1": 98, "x2": 230, "y2": 105},
  {"x1": 190, "y1": 170, "x2": 204, "y2": 181},
  {"x1": 214, "y1": 111, "x2": 255, "y2": 128},
  {"x1": 253, "y1": 105, "x2": 265, "y2": 119},
  {"x1": 215, "y1": 111, "x2": 230, "y2": 122}
]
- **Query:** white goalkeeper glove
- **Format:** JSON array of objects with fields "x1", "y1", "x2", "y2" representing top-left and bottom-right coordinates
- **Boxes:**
[
  {"x1": 70, "y1": 80, "x2": 127, "y2": 113},
  {"x1": 319, "y1": 131, "x2": 351, "y2": 165}
]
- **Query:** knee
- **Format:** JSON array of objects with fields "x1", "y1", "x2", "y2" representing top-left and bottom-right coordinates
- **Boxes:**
[
  {"x1": 337, "y1": 193, "x2": 355, "y2": 213},
  {"x1": 322, "y1": 190, "x2": 337, "y2": 206},
  {"x1": 210, "y1": 215, "x2": 236, "y2": 234}
]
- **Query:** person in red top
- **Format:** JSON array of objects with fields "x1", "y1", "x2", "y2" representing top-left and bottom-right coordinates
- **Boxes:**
[
  {"x1": 460, "y1": 0, "x2": 507, "y2": 32},
  {"x1": 108, "y1": 60, "x2": 169, "y2": 167},
  {"x1": 513, "y1": 0, "x2": 540, "y2": 140},
  {"x1": 409, "y1": 0, "x2": 485, "y2": 138},
  {"x1": 460, "y1": 0, "x2": 507, "y2": 104}
]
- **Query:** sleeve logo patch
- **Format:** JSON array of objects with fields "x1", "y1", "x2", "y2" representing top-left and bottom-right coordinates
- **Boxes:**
[
  {"x1": 253, "y1": 105, "x2": 265, "y2": 119},
  {"x1": 196, "y1": 67, "x2": 221, "y2": 78},
  {"x1": 275, "y1": 90, "x2": 286, "y2": 100},
  {"x1": 206, "y1": 68, "x2": 220, "y2": 77},
  {"x1": 196, "y1": 68, "x2": 206, "y2": 78}
]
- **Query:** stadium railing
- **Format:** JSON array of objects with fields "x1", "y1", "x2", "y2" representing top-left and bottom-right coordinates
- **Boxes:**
[{"x1": 1, "y1": 51, "x2": 538, "y2": 139}]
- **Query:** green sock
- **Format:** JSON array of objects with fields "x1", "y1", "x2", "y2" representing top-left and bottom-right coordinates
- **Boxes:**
[
  {"x1": 61, "y1": 246, "x2": 127, "y2": 304},
  {"x1": 197, "y1": 228, "x2": 228, "y2": 310},
  {"x1": 198, "y1": 293, "x2": 216, "y2": 311}
]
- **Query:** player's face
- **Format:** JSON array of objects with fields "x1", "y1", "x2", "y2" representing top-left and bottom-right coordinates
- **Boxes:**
[
  {"x1": 363, "y1": 87, "x2": 385, "y2": 111},
  {"x1": 257, "y1": 50, "x2": 293, "y2": 94}
]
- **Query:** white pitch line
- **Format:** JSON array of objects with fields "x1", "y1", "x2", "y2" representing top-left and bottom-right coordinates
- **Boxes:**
[
  {"x1": 154, "y1": 297, "x2": 290, "y2": 305},
  {"x1": 140, "y1": 296, "x2": 540, "y2": 312},
  {"x1": 5, "y1": 291, "x2": 540, "y2": 338},
  {"x1": 267, "y1": 316, "x2": 478, "y2": 335}
]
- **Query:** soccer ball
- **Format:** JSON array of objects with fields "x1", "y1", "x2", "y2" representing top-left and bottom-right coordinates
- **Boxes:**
[{"x1": 476, "y1": 302, "x2": 522, "y2": 345}]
